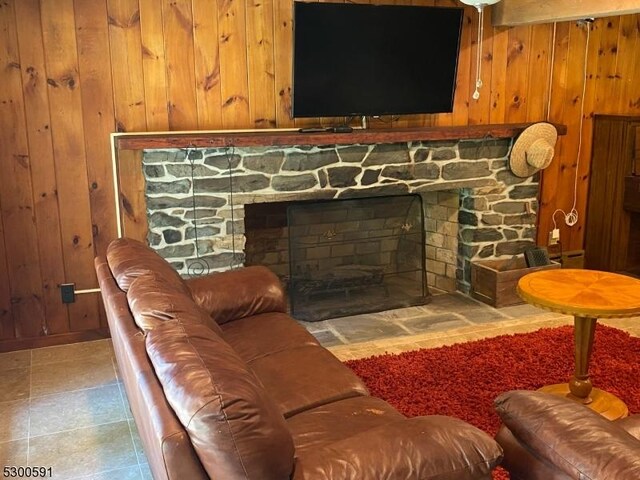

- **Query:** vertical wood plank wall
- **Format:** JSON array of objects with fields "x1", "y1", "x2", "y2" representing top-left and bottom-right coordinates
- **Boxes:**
[{"x1": 1, "y1": 0, "x2": 639, "y2": 351}]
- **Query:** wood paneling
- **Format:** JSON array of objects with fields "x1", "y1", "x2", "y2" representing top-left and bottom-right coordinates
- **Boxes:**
[{"x1": 2, "y1": 2, "x2": 640, "y2": 350}]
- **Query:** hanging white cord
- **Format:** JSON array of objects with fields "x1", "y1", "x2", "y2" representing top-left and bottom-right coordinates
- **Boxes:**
[
  {"x1": 546, "y1": 22, "x2": 557, "y2": 121},
  {"x1": 472, "y1": 6, "x2": 484, "y2": 100},
  {"x1": 552, "y1": 22, "x2": 590, "y2": 230}
]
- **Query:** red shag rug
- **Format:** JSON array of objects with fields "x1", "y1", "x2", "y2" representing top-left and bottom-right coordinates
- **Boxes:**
[{"x1": 345, "y1": 324, "x2": 640, "y2": 480}]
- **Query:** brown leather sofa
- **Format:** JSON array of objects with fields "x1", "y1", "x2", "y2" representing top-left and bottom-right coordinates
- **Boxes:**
[
  {"x1": 96, "y1": 237, "x2": 503, "y2": 480},
  {"x1": 494, "y1": 390, "x2": 640, "y2": 479}
]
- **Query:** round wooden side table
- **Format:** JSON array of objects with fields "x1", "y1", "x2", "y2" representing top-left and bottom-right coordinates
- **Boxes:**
[{"x1": 517, "y1": 268, "x2": 640, "y2": 421}]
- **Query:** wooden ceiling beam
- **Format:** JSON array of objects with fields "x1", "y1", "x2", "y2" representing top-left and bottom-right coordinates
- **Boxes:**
[{"x1": 492, "y1": 0, "x2": 640, "y2": 27}]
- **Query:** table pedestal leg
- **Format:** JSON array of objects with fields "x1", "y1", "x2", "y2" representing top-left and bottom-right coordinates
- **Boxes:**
[{"x1": 569, "y1": 315, "x2": 597, "y2": 403}]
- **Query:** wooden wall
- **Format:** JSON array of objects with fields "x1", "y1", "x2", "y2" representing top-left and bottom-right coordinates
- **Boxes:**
[{"x1": 1, "y1": 0, "x2": 640, "y2": 351}]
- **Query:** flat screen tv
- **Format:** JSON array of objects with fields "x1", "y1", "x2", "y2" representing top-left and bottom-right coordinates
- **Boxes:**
[{"x1": 292, "y1": 2, "x2": 464, "y2": 118}]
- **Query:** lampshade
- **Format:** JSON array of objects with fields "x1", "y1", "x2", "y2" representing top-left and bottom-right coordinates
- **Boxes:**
[{"x1": 459, "y1": 0, "x2": 501, "y2": 7}]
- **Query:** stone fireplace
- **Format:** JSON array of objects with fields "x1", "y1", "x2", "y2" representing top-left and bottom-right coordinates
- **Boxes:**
[{"x1": 141, "y1": 136, "x2": 538, "y2": 318}]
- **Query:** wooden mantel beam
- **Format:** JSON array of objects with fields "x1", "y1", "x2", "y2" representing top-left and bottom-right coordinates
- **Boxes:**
[{"x1": 492, "y1": 0, "x2": 640, "y2": 27}]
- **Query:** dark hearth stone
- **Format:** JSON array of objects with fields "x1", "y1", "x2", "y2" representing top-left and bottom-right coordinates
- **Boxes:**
[
  {"x1": 431, "y1": 149, "x2": 457, "y2": 161},
  {"x1": 194, "y1": 174, "x2": 270, "y2": 193},
  {"x1": 481, "y1": 213, "x2": 503, "y2": 225},
  {"x1": 458, "y1": 210, "x2": 478, "y2": 226},
  {"x1": 491, "y1": 159, "x2": 509, "y2": 170},
  {"x1": 381, "y1": 164, "x2": 416, "y2": 181},
  {"x1": 183, "y1": 209, "x2": 219, "y2": 220},
  {"x1": 226, "y1": 219, "x2": 245, "y2": 234},
  {"x1": 509, "y1": 185, "x2": 539, "y2": 199},
  {"x1": 496, "y1": 240, "x2": 536, "y2": 256},
  {"x1": 147, "y1": 232, "x2": 162, "y2": 246},
  {"x1": 187, "y1": 150, "x2": 203, "y2": 160},
  {"x1": 361, "y1": 169, "x2": 381, "y2": 185},
  {"x1": 442, "y1": 161, "x2": 491, "y2": 180},
  {"x1": 338, "y1": 145, "x2": 369, "y2": 163},
  {"x1": 165, "y1": 164, "x2": 216, "y2": 178},
  {"x1": 423, "y1": 140, "x2": 458, "y2": 148},
  {"x1": 144, "y1": 165, "x2": 165, "y2": 178},
  {"x1": 272, "y1": 173, "x2": 317, "y2": 191},
  {"x1": 459, "y1": 244, "x2": 480, "y2": 258},
  {"x1": 462, "y1": 196, "x2": 488, "y2": 211},
  {"x1": 339, "y1": 184, "x2": 410, "y2": 198},
  {"x1": 144, "y1": 150, "x2": 187, "y2": 163},
  {"x1": 162, "y1": 229, "x2": 182, "y2": 244},
  {"x1": 328, "y1": 166, "x2": 361, "y2": 188},
  {"x1": 363, "y1": 143, "x2": 410, "y2": 165},
  {"x1": 414, "y1": 148, "x2": 429, "y2": 162},
  {"x1": 149, "y1": 211, "x2": 186, "y2": 228},
  {"x1": 458, "y1": 138, "x2": 510, "y2": 160},
  {"x1": 478, "y1": 244, "x2": 495, "y2": 258},
  {"x1": 414, "y1": 163, "x2": 440, "y2": 179},
  {"x1": 504, "y1": 229, "x2": 519, "y2": 240},
  {"x1": 243, "y1": 153, "x2": 285, "y2": 174},
  {"x1": 460, "y1": 227, "x2": 503, "y2": 243},
  {"x1": 283, "y1": 150, "x2": 339, "y2": 171},
  {"x1": 493, "y1": 201, "x2": 528, "y2": 214},
  {"x1": 522, "y1": 227, "x2": 537, "y2": 240},
  {"x1": 503, "y1": 213, "x2": 537, "y2": 226},
  {"x1": 197, "y1": 242, "x2": 215, "y2": 256},
  {"x1": 318, "y1": 169, "x2": 328, "y2": 188},
  {"x1": 497, "y1": 170, "x2": 529, "y2": 186},
  {"x1": 147, "y1": 179, "x2": 191, "y2": 194},
  {"x1": 204, "y1": 154, "x2": 241, "y2": 169},
  {"x1": 185, "y1": 226, "x2": 221, "y2": 239},
  {"x1": 156, "y1": 244, "x2": 195, "y2": 258},
  {"x1": 199, "y1": 252, "x2": 245, "y2": 269},
  {"x1": 147, "y1": 195, "x2": 226, "y2": 210}
]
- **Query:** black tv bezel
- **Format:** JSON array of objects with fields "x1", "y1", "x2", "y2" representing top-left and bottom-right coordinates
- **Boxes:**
[{"x1": 291, "y1": 2, "x2": 464, "y2": 119}]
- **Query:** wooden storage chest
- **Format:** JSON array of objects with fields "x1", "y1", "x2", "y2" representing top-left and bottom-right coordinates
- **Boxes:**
[{"x1": 470, "y1": 257, "x2": 561, "y2": 308}]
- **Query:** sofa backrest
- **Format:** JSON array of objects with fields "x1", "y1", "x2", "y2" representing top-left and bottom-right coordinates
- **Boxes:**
[
  {"x1": 146, "y1": 321, "x2": 295, "y2": 480},
  {"x1": 95, "y1": 256, "x2": 207, "y2": 480},
  {"x1": 127, "y1": 271, "x2": 223, "y2": 335},
  {"x1": 106, "y1": 237, "x2": 190, "y2": 295}
]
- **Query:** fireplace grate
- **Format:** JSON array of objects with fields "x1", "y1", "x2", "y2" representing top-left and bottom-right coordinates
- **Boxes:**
[{"x1": 288, "y1": 194, "x2": 429, "y2": 321}]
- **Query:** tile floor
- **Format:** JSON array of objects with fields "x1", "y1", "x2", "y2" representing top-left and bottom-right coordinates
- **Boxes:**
[{"x1": 1, "y1": 291, "x2": 638, "y2": 479}]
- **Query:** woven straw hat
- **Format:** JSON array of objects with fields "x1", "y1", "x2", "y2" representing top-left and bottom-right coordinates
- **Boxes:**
[{"x1": 509, "y1": 123, "x2": 558, "y2": 178}]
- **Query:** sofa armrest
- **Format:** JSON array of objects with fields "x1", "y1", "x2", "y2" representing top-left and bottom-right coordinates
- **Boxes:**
[
  {"x1": 185, "y1": 266, "x2": 287, "y2": 324},
  {"x1": 292, "y1": 416, "x2": 502, "y2": 480},
  {"x1": 495, "y1": 390, "x2": 640, "y2": 479}
]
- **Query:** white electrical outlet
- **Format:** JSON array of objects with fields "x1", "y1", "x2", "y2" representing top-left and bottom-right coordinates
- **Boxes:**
[{"x1": 549, "y1": 228, "x2": 560, "y2": 245}]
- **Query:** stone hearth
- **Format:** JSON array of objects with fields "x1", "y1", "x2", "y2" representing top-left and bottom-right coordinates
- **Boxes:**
[{"x1": 142, "y1": 137, "x2": 538, "y2": 293}]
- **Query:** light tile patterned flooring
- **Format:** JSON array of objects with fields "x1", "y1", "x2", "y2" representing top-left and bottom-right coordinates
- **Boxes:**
[{"x1": 0, "y1": 292, "x2": 638, "y2": 479}]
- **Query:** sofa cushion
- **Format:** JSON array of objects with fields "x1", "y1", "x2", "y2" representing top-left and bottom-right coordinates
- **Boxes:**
[
  {"x1": 286, "y1": 396, "x2": 405, "y2": 454},
  {"x1": 291, "y1": 416, "x2": 503, "y2": 480},
  {"x1": 107, "y1": 237, "x2": 189, "y2": 294},
  {"x1": 221, "y1": 312, "x2": 319, "y2": 362},
  {"x1": 127, "y1": 273, "x2": 222, "y2": 334},
  {"x1": 146, "y1": 321, "x2": 295, "y2": 480},
  {"x1": 186, "y1": 266, "x2": 287, "y2": 324},
  {"x1": 249, "y1": 345, "x2": 369, "y2": 418}
]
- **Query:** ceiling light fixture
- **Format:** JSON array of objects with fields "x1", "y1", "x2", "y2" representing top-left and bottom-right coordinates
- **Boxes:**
[{"x1": 459, "y1": 0, "x2": 501, "y2": 100}]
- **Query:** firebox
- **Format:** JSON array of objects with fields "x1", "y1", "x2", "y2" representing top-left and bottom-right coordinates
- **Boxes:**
[{"x1": 285, "y1": 194, "x2": 428, "y2": 321}]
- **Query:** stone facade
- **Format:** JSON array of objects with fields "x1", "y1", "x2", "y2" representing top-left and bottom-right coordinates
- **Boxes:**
[{"x1": 143, "y1": 137, "x2": 538, "y2": 292}]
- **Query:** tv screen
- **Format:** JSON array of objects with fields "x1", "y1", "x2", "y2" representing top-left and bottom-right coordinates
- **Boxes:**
[{"x1": 292, "y1": 2, "x2": 463, "y2": 118}]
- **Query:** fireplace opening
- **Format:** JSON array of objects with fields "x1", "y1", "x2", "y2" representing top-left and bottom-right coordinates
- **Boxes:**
[{"x1": 245, "y1": 194, "x2": 430, "y2": 321}]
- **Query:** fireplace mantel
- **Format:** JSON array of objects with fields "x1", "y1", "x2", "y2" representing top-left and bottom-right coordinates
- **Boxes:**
[{"x1": 114, "y1": 123, "x2": 567, "y2": 150}]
